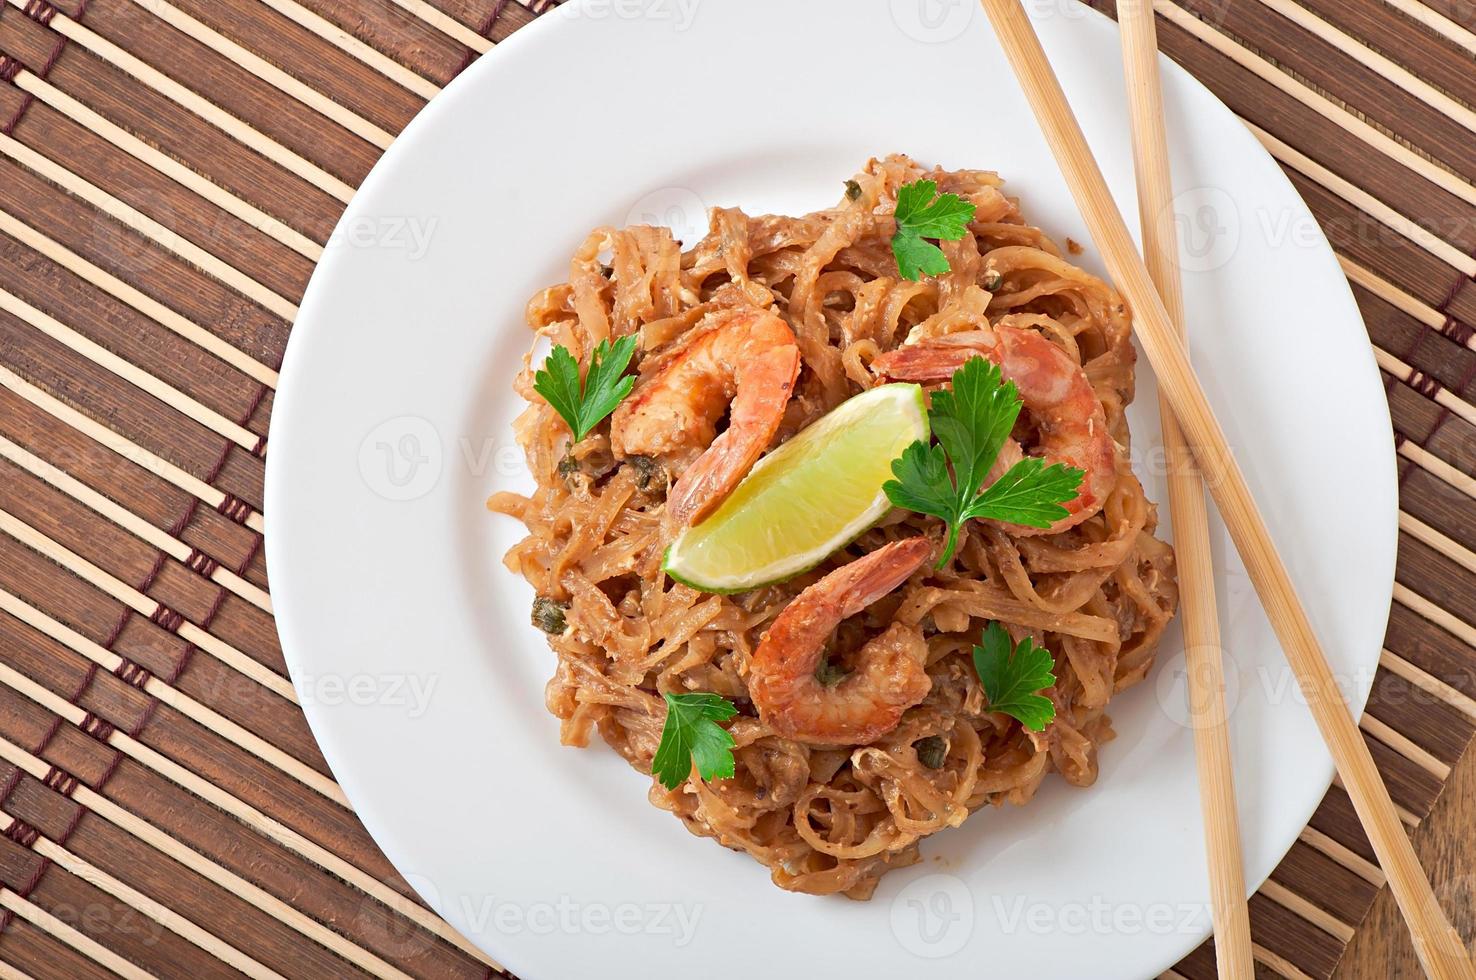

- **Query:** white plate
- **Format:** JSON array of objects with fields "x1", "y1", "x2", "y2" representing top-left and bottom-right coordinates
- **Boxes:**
[{"x1": 265, "y1": 1, "x2": 1397, "y2": 977}]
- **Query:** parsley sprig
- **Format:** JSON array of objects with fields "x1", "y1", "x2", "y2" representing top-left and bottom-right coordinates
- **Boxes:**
[
  {"x1": 891, "y1": 179, "x2": 977, "y2": 281},
  {"x1": 973, "y1": 622, "x2": 1057, "y2": 731},
  {"x1": 651, "y1": 692, "x2": 737, "y2": 790},
  {"x1": 532, "y1": 335, "x2": 638, "y2": 442},
  {"x1": 883, "y1": 356, "x2": 1084, "y2": 566}
]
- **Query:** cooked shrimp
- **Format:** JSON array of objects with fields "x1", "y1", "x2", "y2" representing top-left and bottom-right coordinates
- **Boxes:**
[
  {"x1": 872, "y1": 327, "x2": 1116, "y2": 534},
  {"x1": 750, "y1": 538, "x2": 934, "y2": 745},
  {"x1": 612, "y1": 307, "x2": 801, "y2": 527}
]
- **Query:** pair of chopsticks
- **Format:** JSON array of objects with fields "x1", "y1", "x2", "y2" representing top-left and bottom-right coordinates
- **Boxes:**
[
  {"x1": 1115, "y1": 1, "x2": 1253, "y2": 974},
  {"x1": 974, "y1": 0, "x2": 1476, "y2": 977}
]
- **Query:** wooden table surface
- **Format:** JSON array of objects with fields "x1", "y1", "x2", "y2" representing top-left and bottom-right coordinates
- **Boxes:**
[{"x1": 1340, "y1": 743, "x2": 1476, "y2": 977}]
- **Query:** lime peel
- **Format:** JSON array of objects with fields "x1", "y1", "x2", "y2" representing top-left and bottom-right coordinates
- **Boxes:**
[{"x1": 662, "y1": 383, "x2": 929, "y2": 593}]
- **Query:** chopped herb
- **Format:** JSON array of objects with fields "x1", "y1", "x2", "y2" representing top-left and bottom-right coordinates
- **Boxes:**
[
  {"x1": 532, "y1": 335, "x2": 638, "y2": 442},
  {"x1": 814, "y1": 657, "x2": 849, "y2": 687},
  {"x1": 913, "y1": 735, "x2": 948, "y2": 769},
  {"x1": 531, "y1": 596, "x2": 569, "y2": 634},
  {"x1": 891, "y1": 179, "x2": 977, "y2": 281},
  {"x1": 972, "y1": 622, "x2": 1056, "y2": 731},
  {"x1": 628, "y1": 455, "x2": 668, "y2": 493},
  {"x1": 844, "y1": 179, "x2": 863, "y2": 201},
  {"x1": 651, "y1": 692, "x2": 738, "y2": 790},
  {"x1": 559, "y1": 452, "x2": 602, "y2": 492},
  {"x1": 883, "y1": 356, "x2": 1084, "y2": 566}
]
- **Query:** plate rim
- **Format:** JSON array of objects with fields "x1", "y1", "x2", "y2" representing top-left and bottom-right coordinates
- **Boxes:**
[{"x1": 264, "y1": 2, "x2": 1398, "y2": 976}]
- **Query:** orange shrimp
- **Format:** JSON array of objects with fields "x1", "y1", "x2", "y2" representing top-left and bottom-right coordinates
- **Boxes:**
[
  {"x1": 871, "y1": 327, "x2": 1117, "y2": 534},
  {"x1": 612, "y1": 307, "x2": 801, "y2": 527},
  {"x1": 749, "y1": 538, "x2": 934, "y2": 745}
]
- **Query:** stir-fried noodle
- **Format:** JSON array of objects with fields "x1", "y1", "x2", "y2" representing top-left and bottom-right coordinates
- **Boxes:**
[{"x1": 489, "y1": 156, "x2": 1179, "y2": 898}]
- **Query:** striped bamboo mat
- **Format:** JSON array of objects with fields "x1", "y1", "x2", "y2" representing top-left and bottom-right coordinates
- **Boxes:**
[{"x1": 0, "y1": 0, "x2": 1470, "y2": 976}]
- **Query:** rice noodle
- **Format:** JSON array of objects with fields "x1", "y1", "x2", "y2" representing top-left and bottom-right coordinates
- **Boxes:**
[{"x1": 489, "y1": 155, "x2": 1178, "y2": 899}]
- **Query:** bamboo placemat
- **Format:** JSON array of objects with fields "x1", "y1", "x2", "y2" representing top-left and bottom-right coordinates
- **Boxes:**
[{"x1": 0, "y1": 0, "x2": 1470, "y2": 976}]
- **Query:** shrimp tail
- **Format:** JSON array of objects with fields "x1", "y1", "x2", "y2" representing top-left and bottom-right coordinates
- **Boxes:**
[{"x1": 868, "y1": 342, "x2": 978, "y2": 382}]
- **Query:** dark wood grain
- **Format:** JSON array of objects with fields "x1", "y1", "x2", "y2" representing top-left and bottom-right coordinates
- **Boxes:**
[
  {"x1": 290, "y1": 0, "x2": 483, "y2": 84},
  {"x1": 157, "y1": 0, "x2": 430, "y2": 133},
  {"x1": 0, "y1": 915, "x2": 118, "y2": 980},
  {"x1": 1298, "y1": 0, "x2": 1476, "y2": 113},
  {"x1": 11, "y1": 104, "x2": 315, "y2": 303},
  {"x1": 1271, "y1": 841, "x2": 1381, "y2": 926},
  {"x1": 0, "y1": 232, "x2": 269, "y2": 433},
  {"x1": 1175, "y1": 0, "x2": 1476, "y2": 183},
  {"x1": 0, "y1": 155, "x2": 291, "y2": 368},
  {"x1": 79, "y1": 0, "x2": 391, "y2": 186},
  {"x1": 1368, "y1": 668, "x2": 1472, "y2": 767},
  {"x1": 1337, "y1": 743, "x2": 1476, "y2": 978},
  {"x1": 0, "y1": 310, "x2": 267, "y2": 509}
]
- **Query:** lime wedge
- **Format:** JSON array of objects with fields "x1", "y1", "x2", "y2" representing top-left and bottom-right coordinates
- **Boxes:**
[{"x1": 663, "y1": 383, "x2": 928, "y2": 593}]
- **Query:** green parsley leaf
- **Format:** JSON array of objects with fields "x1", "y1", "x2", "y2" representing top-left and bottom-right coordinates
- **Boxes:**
[
  {"x1": 882, "y1": 441, "x2": 957, "y2": 524},
  {"x1": 972, "y1": 622, "x2": 1056, "y2": 731},
  {"x1": 895, "y1": 179, "x2": 977, "y2": 238},
  {"x1": 532, "y1": 335, "x2": 638, "y2": 442},
  {"x1": 929, "y1": 358, "x2": 1021, "y2": 499},
  {"x1": 883, "y1": 355, "x2": 1084, "y2": 566},
  {"x1": 967, "y1": 456, "x2": 1085, "y2": 529},
  {"x1": 891, "y1": 179, "x2": 977, "y2": 281},
  {"x1": 893, "y1": 234, "x2": 952, "y2": 282},
  {"x1": 651, "y1": 692, "x2": 738, "y2": 790}
]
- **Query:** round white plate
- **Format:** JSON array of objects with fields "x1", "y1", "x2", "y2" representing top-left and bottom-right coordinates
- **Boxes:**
[{"x1": 265, "y1": 1, "x2": 1397, "y2": 977}]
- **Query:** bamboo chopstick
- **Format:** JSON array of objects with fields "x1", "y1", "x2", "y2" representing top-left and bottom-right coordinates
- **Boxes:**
[
  {"x1": 974, "y1": 1, "x2": 1475, "y2": 975},
  {"x1": 1115, "y1": 3, "x2": 1253, "y2": 976}
]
